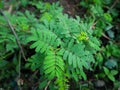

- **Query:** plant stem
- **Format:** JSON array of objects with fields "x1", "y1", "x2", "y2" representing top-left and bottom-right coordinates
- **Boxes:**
[
  {"x1": 44, "y1": 80, "x2": 51, "y2": 90},
  {"x1": 0, "y1": 9, "x2": 27, "y2": 61}
]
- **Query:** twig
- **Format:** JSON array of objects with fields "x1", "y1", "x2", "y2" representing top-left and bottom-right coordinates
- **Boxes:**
[
  {"x1": 0, "y1": 9, "x2": 27, "y2": 61},
  {"x1": 102, "y1": 33, "x2": 111, "y2": 40},
  {"x1": 8, "y1": 5, "x2": 13, "y2": 13},
  {"x1": 110, "y1": 0, "x2": 119, "y2": 10},
  {"x1": 44, "y1": 80, "x2": 51, "y2": 90}
]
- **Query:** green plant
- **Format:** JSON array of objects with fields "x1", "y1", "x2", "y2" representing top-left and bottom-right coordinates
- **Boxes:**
[
  {"x1": 0, "y1": 0, "x2": 120, "y2": 89},
  {"x1": 24, "y1": 1, "x2": 101, "y2": 89},
  {"x1": 79, "y1": 0, "x2": 120, "y2": 88},
  {"x1": 103, "y1": 66, "x2": 118, "y2": 82},
  {"x1": 0, "y1": 8, "x2": 37, "y2": 89},
  {"x1": 0, "y1": 1, "x2": 101, "y2": 89}
]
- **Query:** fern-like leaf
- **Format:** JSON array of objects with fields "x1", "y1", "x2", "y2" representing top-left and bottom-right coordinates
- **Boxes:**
[
  {"x1": 55, "y1": 76, "x2": 69, "y2": 90},
  {"x1": 59, "y1": 40, "x2": 94, "y2": 69},
  {"x1": 43, "y1": 49, "x2": 65, "y2": 80},
  {"x1": 27, "y1": 28, "x2": 62, "y2": 53}
]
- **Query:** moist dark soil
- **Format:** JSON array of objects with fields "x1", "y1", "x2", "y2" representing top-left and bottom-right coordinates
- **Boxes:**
[{"x1": 45, "y1": 0, "x2": 86, "y2": 17}]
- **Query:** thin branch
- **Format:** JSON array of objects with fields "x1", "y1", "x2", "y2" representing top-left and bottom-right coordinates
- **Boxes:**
[
  {"x1": 44, "y1": 80, "x2": 51, "y2": 90},
  {"x1": 102, "y1": 33, "x2": 111, "y2": 40},
  {"x1": 0, "y1": 9, "x2": 27, "y2": 61},
  {"x1": 8, "y1": 5, "x2": 13, "y2": 13},
  {"x1": 110, "y1": 0, "x2": 119, "y2": 9}
]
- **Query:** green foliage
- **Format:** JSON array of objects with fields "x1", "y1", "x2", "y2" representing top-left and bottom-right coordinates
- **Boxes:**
[
  {"x1": 80, "y1": 0, "x2": 120, "y2": 87},
  {"x1": 103, "y1": 67, "x2": 118, "y2": 82},
  {"x1": 25, "y1": 53, "x2": 43, "y2": 71},
  {"x1": 0, "y1": 1, "x2": 100, "y2": 89},
  {"x1": 0, "y1": 1, "x2": 4, "y2": 8},
  {"x1": 43, "y1": 49, "x2": 65, "y2": 80},
  {"x1": 24, "y1": 1, "x2": 101, "y2": 89},
  {"x1": 103, "y1": 42, "x2": 120, "y2": 58},
  {"x1": 0, "y1": 0, "x2": 120, "y2": 89},
  {"x1": 103, "y1": 13, "x2": 113, "y2": 22}
]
